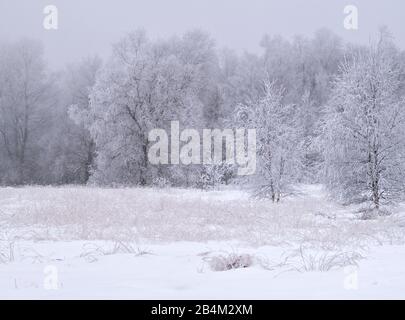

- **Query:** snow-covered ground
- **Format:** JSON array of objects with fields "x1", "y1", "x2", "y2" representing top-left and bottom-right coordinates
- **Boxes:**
[{"x1": 1, "y1": 185, "x2": 404, "y2": 299}]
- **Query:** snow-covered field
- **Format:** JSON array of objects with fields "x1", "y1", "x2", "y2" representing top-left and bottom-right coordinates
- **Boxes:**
[{"x1": 1, "y1": 185, "x2": 404, "y2": 299}]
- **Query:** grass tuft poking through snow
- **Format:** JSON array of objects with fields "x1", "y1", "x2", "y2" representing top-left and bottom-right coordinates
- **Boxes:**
[
  {"x1": 285, "y1": 246, "x2": 364, "y2": 272},
  {"x1": 80, "y1": 241, "x2": 151, "y2": 262}
]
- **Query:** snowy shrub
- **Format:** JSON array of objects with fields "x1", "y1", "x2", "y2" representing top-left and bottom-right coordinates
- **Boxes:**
[
  {"x1": 358, "y1": 208, "x2": 392, "y2": 220},
  {"x1": 0, "y1": 241, "x2": 15, "y2": 264},
  {"x1": 314, "y1": 211, "x2": 336, "y2": 220},
  {"x1": 217, "y1": 164, "x2": 236, "y2": 185},
  {"x1": 152, "y1": 177, "x2": 171, "y2": 189},
  {"x1": 204, "y1": 252, "x2": 254, "y2": 271},
  {"x1": 197, "y1": 165, "x2": 219, "y2": 190}
]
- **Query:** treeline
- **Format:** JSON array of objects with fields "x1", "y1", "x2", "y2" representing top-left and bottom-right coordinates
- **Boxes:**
[{"x1": 0, "y1": 28, "x2": 404, "y2": 208}]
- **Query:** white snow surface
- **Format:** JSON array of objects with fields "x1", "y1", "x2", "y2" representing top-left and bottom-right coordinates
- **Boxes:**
[{"x1": 0, "y1": 185, "x2": 404, "y2": 299}]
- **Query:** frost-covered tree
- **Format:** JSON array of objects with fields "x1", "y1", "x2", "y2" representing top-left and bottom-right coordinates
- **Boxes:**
[
  {"x1": 1, "y1": 29, "x2": 402, "y2": 192},
  {"x1": 171, "y1": 30, "x2": 221, "y2": 127},
  {"x1": 59, "y1": 56, "x2": 101, "y2": 183},
  {"x1": 88, "y1": 31, "x2": 209, "y2": 185},
  {"x1": 323, "y1": 32, "x2": 405, "y2": 208},
  {"x1": 236, "y1": 81, "x2": 303, "y2": 201}
]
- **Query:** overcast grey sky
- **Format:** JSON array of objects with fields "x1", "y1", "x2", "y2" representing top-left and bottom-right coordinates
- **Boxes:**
[{"x1": 0, "y1": 0, "x2": 404, "y2": 69}]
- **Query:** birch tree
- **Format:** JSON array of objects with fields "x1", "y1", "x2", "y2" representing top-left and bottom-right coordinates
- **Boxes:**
[
  {"x1": 323, "y1": 33, "x2": 405, "y2": 208},
  {"x1": 236, "y1": 80, "x2": 302, "y2": 201}
]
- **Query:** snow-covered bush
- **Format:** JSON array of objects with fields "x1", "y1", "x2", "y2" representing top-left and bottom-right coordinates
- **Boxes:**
[
  {"x1": 358, "y1": 207, "x2": 392, "y2": 220},
  {"x1": 152, "y1": 177, "x2": 171, "y2": 189},
  {"x1": 196, "y1": 165, "x2": 222, "y2": 190},
  {"x1": 0, "y1": 241, "x2": 15, "y2": 264},
  {"x1": 204, "y1": 252, "x2": 254, "y2": 271}
]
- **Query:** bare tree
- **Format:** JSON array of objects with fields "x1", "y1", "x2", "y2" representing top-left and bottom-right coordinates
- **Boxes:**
[{"x1": 0, "y1": 39, "x2": 51, "y2": 184}]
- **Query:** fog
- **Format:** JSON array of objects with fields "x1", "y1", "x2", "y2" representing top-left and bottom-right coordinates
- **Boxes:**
[{"x1": 1, "y1": 0, "x2": 404, "y2": 69}]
